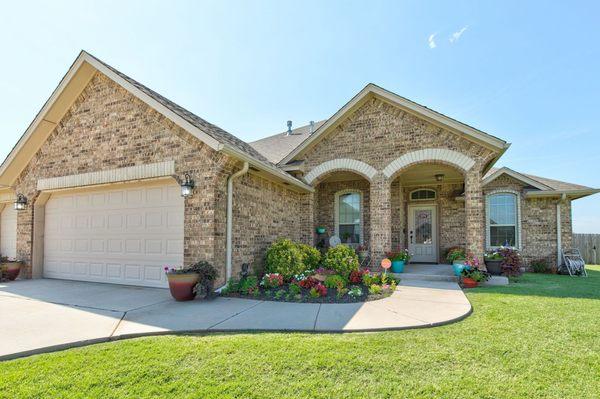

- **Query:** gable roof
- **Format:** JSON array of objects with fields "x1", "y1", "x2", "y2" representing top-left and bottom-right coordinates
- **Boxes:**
[
  {"x1": 483, "y1": 167, "x2": 599, "y2": 199},
  {"x1": 0, "y1": 51, "x2": 312, "y2": 191},
  {"x1": 280, "y1": 83, "x2": 511, "y2": 165},
  {"x1": 250, "y1": 120, "x2": 326, "y2": 163}
]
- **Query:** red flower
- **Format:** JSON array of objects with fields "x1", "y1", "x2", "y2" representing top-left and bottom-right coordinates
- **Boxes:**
[
  {"x1": 349, "y1": 270, "x2": 367, "y2": 284},
  {"x1": 314, "y1": 283, "x2": 327, "y2": 297},
  {"x1": 299, "y1": 276, "x2": 318, "y2": 289}
]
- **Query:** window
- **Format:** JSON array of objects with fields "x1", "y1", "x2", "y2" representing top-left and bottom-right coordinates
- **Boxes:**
[
  {"x1": 336, "y1": 192, "x2": 361, "y2": 244},
  {"x1": 487, "y1": 193, "x2": 519, "y2": 247},
  {"x1": 410, "y1": 189, "x2": 436, "y2": 201}
]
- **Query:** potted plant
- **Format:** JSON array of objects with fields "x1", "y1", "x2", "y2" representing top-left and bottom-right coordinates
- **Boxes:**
[
  {"x1": 0, "y1": 256, "x2": 23, "y2": 281},
  {"x1": 460, "y1": 268, "x2": 488, "y2": 288},
  {"x1": 446, "y1": 247, "x2": 467, "y2": 276},
  {"x1": 385, "y1": 249, "x2": 410, "y2": 273},
  {"x1": 191, "y1": 261, "x2": 219, "y2": 299},
  {"x1": 164, "y1": 265, "x2": 201, "y2": 301},
  {"x1": 460, "y1": 254, "x2": 488, "y2": 288},
  {"x1": 484, "y1": 250, "x2": 503, "y2": 276},
  {"x1": 357, "y1": 245, "x2": 369, "y2": 262}
]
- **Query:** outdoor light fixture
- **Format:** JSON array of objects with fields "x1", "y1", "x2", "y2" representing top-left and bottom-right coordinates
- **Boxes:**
[
  {"x1": 180, "y1": 173, "x2": 195, "y2": 197},
  {"x1": 435, "y1": 174, "x2": 445, "y2": 182},
  {"x1": 14, "y1": 193, "x2": 27, "y2": 211}
]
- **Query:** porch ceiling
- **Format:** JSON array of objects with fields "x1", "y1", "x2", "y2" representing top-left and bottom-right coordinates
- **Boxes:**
[{"x1": 395, "y1": 163, "x2": 463, "y2": 186}]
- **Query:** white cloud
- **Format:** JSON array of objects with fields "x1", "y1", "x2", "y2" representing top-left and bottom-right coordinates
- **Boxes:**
[
  {"x1": 449, "y1": 26, "x2": 468, "y2": 43},
  {"x1": 428, "y1": 33, "x2": 437, "y2": 49}
]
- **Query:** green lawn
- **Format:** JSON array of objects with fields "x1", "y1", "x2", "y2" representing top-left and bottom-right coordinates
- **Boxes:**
[{"x1": 1, "y1": 267, "x2": 599, "y2": 399}]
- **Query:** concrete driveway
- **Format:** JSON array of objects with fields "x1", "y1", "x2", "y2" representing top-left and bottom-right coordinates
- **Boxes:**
[{"x1": 0, "y1": 278, "x2": 471, "y2": 360}]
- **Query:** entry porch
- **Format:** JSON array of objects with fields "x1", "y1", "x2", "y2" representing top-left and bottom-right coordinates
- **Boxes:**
[{"x1": 310, "y1": 162, "x2": 484, "y2": 267}]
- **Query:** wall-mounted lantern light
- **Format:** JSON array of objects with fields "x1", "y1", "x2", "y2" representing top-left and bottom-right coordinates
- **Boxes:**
[
  {"x1": 14, "y1": 193, "x2": 27, "y2": 211},
  {"x1": 180, "y1": 173, "x2": 195, "y2": 198},
  {"x1": 435, "y1": 174, "x2": 445, "y2": 182}
]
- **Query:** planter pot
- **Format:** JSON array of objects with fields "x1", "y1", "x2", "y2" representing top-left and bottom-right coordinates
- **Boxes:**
[
  {"x1": 485, "y1": 259, "x2": 503, "y2": 276},
  {"x1": 462, "y1": 277, "x2": 478, "y2": 288},
  {"x1": 1, "y1": 262, "x2": 22, "y2": 281},
  {"x1": 452, "y1": 260, "x2": 468, "y2": 277},
  {"x1": 166, "y1": 272, "x2": 200, "y2": 301},
  {"x1": 315, "y1": 227, "x2": 326, "y2": 234},
  {"x1": 391, "y1": 260, "x2": 405, "y2": 273}
]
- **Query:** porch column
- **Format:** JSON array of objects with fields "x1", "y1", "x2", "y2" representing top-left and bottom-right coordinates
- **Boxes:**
[
  {"x1": 370, "y1": 173, "x2": 392, "y2": 268},
  {"x1": 465, "y1": 169, "x2": 485, "y2": 263}
]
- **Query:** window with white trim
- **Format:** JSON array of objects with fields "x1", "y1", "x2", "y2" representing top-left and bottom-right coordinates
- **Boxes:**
[
  {"x1": 336, "y1": 192, "x2": 361, "y2": 244},
  {"x1": 410, "y1": 189, "x2": 436, "y2": 201},
  {"x1": 487, "y1": 193, "x2": 518, "y2": 247}
]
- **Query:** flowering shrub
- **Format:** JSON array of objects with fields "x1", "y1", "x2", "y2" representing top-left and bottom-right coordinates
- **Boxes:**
[
  {"x1": 348, "y1": 286, "x2": 363, "y2": 298},
  {"x1": 261, "y1": 273, "x2": 284, "y2": 289},
  {"x1": 385, "y1": 249, "x2": 411, "y2": 262},
  {"x1": 324, "y1": 245, "x2": 359, "y2": 277},
  {"x1": 464, "y1": 253, "x2": 481, "y2": 269},
  {"x1": 369, "y1": 284, "x2": 382, "y2": 295},
  {"x1": 349, "y1": 269, "x2": 368, "y2": 284},
  {"x1": 498, "y1": 247, "x2": 522, "y2": 276},
  {"x1": 265, "y1": 239, "x2": 305, "y2": 279},
  {"x1": 309, "y1": 283, "x2": 327, "y2": 298},
  {"x1": 298, "y1": 276, "x2": 319, "y2": 289}
]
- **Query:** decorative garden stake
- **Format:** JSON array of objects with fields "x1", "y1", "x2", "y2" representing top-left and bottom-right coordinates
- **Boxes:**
[{"x1": 381, "y1": 258, "x2": 391, "y2": 275}]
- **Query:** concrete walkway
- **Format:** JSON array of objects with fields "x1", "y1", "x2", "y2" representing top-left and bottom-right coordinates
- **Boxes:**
[{"x1": 0, "y1": 278, "x2": 471, "y2": 360}]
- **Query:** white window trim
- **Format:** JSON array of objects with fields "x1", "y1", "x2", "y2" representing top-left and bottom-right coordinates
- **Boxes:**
[
  {"x1": 485, "y1": 189, "x2": 522, "y2": 250},
  {"x1": 409, "y1": 188, "x2": 437, "y2": 202},
  {"x1": 334, "y1": 189, "x2": 364, "y2": 245}
]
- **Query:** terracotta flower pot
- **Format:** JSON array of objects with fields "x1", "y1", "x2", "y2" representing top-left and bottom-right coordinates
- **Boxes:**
[
  {"x1": 462, "y1": 277, "x2": 478, "y2": 288},
  {"x1": 166, "y1": 272, "x2": 200, "y2": 301},
  {"x1": 1, "y1": 262, "x2": 22, "y2": 281}
]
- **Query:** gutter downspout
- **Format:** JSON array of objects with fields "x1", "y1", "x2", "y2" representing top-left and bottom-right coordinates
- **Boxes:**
[
  {"x1": 556, "y1": 193, "x2": 566, "y2": 267},
  {"x1": 224, "y1": 161, "x2": 249, "y2": 286}
]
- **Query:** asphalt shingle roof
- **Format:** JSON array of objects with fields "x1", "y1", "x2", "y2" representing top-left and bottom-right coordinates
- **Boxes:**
[
  {"x1": 93, "y1": 54, "x2": 274, "y2": 166},
  {"x1": 249, "y1": 121, "x2": 326, "y2": 163},
  {"x1": 484, "y1": 168, "x2": 594, "y2": 191}
]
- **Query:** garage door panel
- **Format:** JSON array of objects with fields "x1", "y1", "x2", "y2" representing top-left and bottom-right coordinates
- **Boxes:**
[{"x1": 44, "y1": 181, "x2": 183, "y2": 288}]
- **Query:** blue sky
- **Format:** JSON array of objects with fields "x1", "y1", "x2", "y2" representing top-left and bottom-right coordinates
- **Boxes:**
[{"x1": 1, "y1": 0, "x2": 598, "y2": 232}]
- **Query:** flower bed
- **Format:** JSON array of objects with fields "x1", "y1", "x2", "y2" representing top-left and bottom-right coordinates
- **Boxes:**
[
  {"x1": 221, "y1": 239, "x2": 399, "y2": 303},
  {"x1": 221, "y1": 268, "x2": 398, "y2": 303}
]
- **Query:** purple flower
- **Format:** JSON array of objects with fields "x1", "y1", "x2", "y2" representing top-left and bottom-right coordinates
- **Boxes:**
[{"x1": 164, "y1": 266, "x2": 169, "y2": 272}]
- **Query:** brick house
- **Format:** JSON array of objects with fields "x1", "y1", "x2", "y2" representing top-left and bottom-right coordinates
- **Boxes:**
[{"x1": 0, "y1": 51, "x2": 596, "y2": 288}]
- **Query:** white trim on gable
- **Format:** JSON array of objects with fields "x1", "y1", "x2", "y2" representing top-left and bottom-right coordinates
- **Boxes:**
[
  {"x1": 280, "y1": 83, "x2": 510, "y2": 164},
  {"x1": 482, "y1": 167, "x2": 552, "y2": 191}
]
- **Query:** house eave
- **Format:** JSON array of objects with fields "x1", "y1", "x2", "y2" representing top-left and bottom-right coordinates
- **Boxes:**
[{"x1": 525, "y1": 189, "x2": 600, "y2": 200}]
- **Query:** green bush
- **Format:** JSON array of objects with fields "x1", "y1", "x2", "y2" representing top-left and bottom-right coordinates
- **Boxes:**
[
  {"x1": 324, "y1": 245, "x2": 359, "y2": 277},
  {"x1": 324, "y1": 274, "x2": 346, "y2": 289},
  {"x1": 297, "y1": 243, "x2": 321, "y2": 270},
  {"x1": 239, "y1": 276, "x2": 258, "y2": 295},
  {"x1": 531, "y1": 259, "x2": 548, "y2": 273},
  {"x1": 265, "y1": 239, "x2": 305, "y2": 279}
]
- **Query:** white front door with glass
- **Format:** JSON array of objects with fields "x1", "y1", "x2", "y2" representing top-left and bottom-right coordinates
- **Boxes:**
[{"x1": 408, "y1": 205, "x2": 437, "y2": 263}]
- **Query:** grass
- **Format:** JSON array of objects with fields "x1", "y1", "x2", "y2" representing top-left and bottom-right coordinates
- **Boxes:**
[{"x1": 1, "y1": 267, "x2": 599, "y2": 399}]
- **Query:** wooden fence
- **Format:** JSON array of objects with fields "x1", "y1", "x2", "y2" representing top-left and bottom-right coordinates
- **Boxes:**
[{"x1": 572, "y1": 234, "x2": 600, "y2": 265}]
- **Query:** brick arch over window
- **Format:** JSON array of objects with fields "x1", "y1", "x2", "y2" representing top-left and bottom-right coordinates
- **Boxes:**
[
  {"x1": 382, "y1": 149, "x2": 476, "y2": 178},
  {"x1": 304, "y1": 158, "x2": 378, "y2": 185}
]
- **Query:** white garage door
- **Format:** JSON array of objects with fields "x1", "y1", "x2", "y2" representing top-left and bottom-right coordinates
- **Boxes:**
[
  {"x1": 43, "y1": 180, "x2": 184, "y2": 288},
  {"x1": 1, "y1": 205, "x2": 18, "y2": 259}
]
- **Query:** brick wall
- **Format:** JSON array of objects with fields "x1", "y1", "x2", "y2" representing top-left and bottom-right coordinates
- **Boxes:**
[
  {"x1": 483, "y1": 175, "x2": 570, "y2": 267},
  {"x1": 13, "y1": 72, "x2": 305, "y2": 283}
]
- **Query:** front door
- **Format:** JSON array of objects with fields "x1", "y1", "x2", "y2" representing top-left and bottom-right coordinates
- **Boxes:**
[{"x1": 408, "y1": 205, "x2": 437, "y2": 263}]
